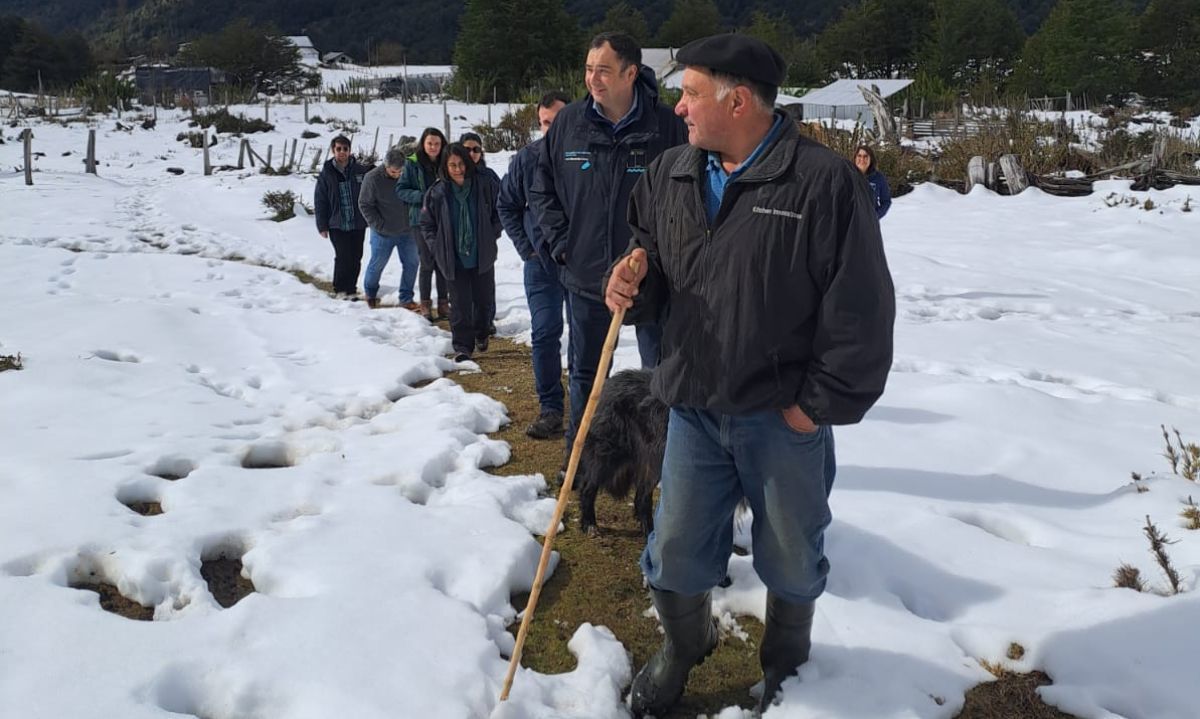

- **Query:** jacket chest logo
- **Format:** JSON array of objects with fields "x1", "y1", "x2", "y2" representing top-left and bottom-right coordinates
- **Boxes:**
[
  {"x1": 752, "y1": 205, "x2": 803, "y2": 221},
  {"x1": 565, "y1": 150, "x2": 591, "y2": 170}
]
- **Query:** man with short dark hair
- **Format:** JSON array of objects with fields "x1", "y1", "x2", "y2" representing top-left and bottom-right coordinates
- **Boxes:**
[
  {"x1": 605, "y1": 34, "x2": 895, "y2": 715},
  {"x1": 359, "y1": 147, "x2": 421, "y2": 310},
  {"x1": 499, "y1": 91, "x2": 572, "y2": 438},
  {"x1": 530, "y1": 32, "x2": 687, "y2": 463}
]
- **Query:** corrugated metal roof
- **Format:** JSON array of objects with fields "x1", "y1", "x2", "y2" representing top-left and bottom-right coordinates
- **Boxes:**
[
  {"x1": 641, "y1": 48, "x2": 679, "y2": 79},
  {"x1": 795, "y1": 79, "x2": 913, "y2": 107}
]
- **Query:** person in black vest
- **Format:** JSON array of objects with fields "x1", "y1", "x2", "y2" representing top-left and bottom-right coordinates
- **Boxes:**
[
  {"x1": 314, "y1": 135, "x2": 371, "y2": 297},
  {"x1": 419, "y1": 143, "x2": 502, "y2": 362},
  {"x1": 605, "y1": 34, "x2": 895, "y2": 716},
  {"x1": 530, "y1": 32, "x2": 687, "y2": 468}
]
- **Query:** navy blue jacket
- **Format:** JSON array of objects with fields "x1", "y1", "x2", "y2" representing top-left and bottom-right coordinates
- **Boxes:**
[
  {"x1": 315, "y1": 157, "x2": 370, "y2": 232},
  {"x1": 530, "y1": 65, "x2": 688, "y2": 300},
  {"x1": 866, "y1": 169, "x2": 892, "y2": 219},
  {"x1": 418, "y1": 173, "x2": 502, "y2": 281},
  {"x1": 498, "y1": 139, "x2": 556, "y2": 271}
]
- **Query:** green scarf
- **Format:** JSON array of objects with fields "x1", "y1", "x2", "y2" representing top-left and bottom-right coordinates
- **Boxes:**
[{"x1": 451, "y1": 178, "x2": 475, "y2": 260}]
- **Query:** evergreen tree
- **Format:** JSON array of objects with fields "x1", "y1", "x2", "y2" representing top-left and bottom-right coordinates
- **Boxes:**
[
  {"x1": 655, "y1": 0, "x2": 722, "y2": 47},
  {"x1": 0, "y1": 20, "x2": 94, "y2": 92},
  {"x1": 1137, "y1": 0, "x2": 1200, "y2": 108},
  {"x1": 919, "y1": 0, "x2": 1024, "y2": 89},
  {"x1": 741, "y1": 11, "x2": 804, "y2": 85},
  {"x1": 0, "y1": 16, "x2": 27, "y2": 74},
  {"x1": 453, "y1": 0, "x2": 583, "y2": 101},
  {"x1": 817, "y1": 0, "x2": 934, "y2": 77},
  {"x1": 177, "y1": 19, "x2": 303, "y2": 93},
  {"x1": 1013, "y1": 0, "x2": 1138, "y2": 100},
  {"x1": 590, "y1": 2, "x2": 651, "y2": 45}
]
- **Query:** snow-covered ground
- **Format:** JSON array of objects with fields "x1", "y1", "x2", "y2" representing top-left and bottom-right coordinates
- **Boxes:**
[{"x1": 2, "y1": 100, "x2": 1199, "y2": 719}]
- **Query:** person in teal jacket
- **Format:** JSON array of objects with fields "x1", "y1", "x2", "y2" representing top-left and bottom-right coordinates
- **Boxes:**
[{"x1": 395, "y1": 127, "x2": 448, "y2": 320}]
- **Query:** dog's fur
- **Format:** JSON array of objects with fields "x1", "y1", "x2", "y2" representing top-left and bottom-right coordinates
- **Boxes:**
[{"x1": 576, "y1": 369, "x2": 667, "y2": 537}]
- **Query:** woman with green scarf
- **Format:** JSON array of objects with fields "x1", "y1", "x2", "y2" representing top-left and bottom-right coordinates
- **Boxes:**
[{"x1": 418, "y1": 143, "x2": 503, "y2": 363}]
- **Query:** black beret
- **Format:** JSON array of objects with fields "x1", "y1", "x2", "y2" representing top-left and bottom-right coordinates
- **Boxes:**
[{"x1": 675, "y1": 33, "x2": 786, "y2": 88}]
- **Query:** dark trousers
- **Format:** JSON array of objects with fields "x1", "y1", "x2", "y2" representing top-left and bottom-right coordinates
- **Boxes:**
[
  {"x1": 448, "y1": 262, "x2": 496, "y2": 356},
  {"x1": 524, "y1": 258, "x2": 566, "y2": 415},
  {"x1": 565, "y1": 291, "x2": 662, "y2": 448},
  {"x1": 328, "y1": 227, "x2": 365, "y2": 294},
  {"x1": 417, "y1": 235, "x2": 448, "y2": 304}
]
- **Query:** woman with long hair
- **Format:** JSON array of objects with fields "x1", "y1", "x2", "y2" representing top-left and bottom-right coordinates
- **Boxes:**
[
  {"x1": 395, "y1": 127, "x2": 449, "y2": 321},
  {"x1": 418, "y1": 143, "x2": 502, "y2": 362},
  {"x1": 853, "y1": 145, "x2": 892, "y2": 220}
]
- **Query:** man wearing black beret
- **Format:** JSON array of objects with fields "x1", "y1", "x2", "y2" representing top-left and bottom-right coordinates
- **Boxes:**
[{"x1": 605, "y1": 33, "x2": 896, "y2": 715}]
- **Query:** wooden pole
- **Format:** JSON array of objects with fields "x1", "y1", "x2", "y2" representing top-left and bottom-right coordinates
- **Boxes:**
[
  {"x1": 264, "y1": 98, "x2": 270, "y2": 123},
  {"x1": 86, "y1": 129, "x2": 96, "y2": 174},
  {"x1": 304, "y1": 98, "x2": 309, "y2": 123},
  {"x1": 371, "y1": 126, "x2": 379, "y2": 157},
  {"x1": 237, "y1": 139, "x2": 246, "y2": 169},
  {"x1": 23, "y1": 129, "x2": 33, "y2": 186},
  {"x1": 499, "y1": 257, "x2": 639, "y2": 702},
  {"x1": 294, "y1": 141, "x2": 303, "y2": 171},
  {"x1": 203, "y1": 129, "x2": 212, "y2": 176},
  {"x1": 360, "y1": 97, "x2": 366, "y2": 126},
  {"x1": 266, "y1": 144, "x2": 273, "y2": 169},
  {"x1": 402, "y1": 55, "x2": 408, "y2": 127},
  {"x1": 443, "y1": 98, "x2": 450, "y2": 141},
  {"x1": 387, "y1": 133, "x2": 393, "y2": 151}
]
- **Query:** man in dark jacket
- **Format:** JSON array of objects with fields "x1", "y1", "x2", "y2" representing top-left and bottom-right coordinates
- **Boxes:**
[
  {"x1": 529, "y1": 32, "x2": 687, "y2": 461},
  {"x1": 604, "y1": 35, "x2": 895, "y2": 716},
  {"x1": 498, "y1": 91, "x2": 571, "y2": 439},
  {"x1": 315, "y1": 135, "x2": 371, "y2": 296}
]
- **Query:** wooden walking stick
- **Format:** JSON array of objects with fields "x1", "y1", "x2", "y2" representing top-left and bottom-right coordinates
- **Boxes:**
[{"x1": 499, "y1": 255, "x2": 640, "y2": 702}]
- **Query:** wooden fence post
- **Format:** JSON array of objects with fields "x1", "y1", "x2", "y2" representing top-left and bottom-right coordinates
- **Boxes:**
[
  {"x1": 22, "y1": 129, "x2": 33, "y2": 186},
  {"x1": 264, "y1": 98, "x2": 270, "y2": 123},
  {"x1": 360, "y1": 97, "x2": 366, "y2": 126},
  {"x1": 304, "y1": 98, "x2": 309, "y2": 123},
  {"x1": 371, "y1": 127, "x2": 379, "y2": 157},
  {"x1": 237, "y1": 138, "x2": 246, "y2": 169},
  {"x1": 443, "y1": 98, "x2": 450, "y2": 140},
  {"x1": 202, "y1": 129, "x2": 212, "y2": 176},
  {"x1": 86, "y1": 128, "x2": 96, "y2": 174},
  {"x1": 266, "y1": 145, "x2": 273, "y2": 169}
]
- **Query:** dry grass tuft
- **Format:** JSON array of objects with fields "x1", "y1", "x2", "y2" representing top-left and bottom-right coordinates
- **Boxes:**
[
  {"x1": 0, "y1": 353, "x2": 22, "y2": 372},
  {"x1": 1113, "y1": 563, "x2": 1147, "y2": 592},
  {"x1": 1181, "y1": 496, "x2": 1200, "y2": 530},
  {"x1": 1161, "y1": 425, "x2": 1199, "y2": 482},
  {"x1": 1143, "y1": 516, "x2": 1184, "y2": 595}
]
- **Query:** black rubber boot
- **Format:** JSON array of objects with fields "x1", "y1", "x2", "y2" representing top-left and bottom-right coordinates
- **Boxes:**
[
  {"x1": 629, "y1": 589, "x2": 719, "y2": 717},
  {"x1": 758, "y1": 594, "x2": 816, "y2": 711}
]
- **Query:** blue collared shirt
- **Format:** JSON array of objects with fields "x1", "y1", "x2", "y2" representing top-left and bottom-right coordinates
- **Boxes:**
[
  {"x1": 703, "y1": 113, "x2": 785, "y2": 224},
  {"x1": 587, "y1": 90, "x2": 642, "y2": 136}
]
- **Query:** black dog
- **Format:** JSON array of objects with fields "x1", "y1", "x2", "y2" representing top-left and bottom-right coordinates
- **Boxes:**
[{"x1": 576, "y1": 369, "x2": 666, "y2": 537}]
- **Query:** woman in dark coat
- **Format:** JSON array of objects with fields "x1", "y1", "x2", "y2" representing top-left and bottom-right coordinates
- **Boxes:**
[
  {"x1": 854, "y1": 145, "x2": 892, "y2": 220},
  {"x1": 419, "y1": 143, "x2": 502, "y2": 362},
  {"x1": 396, "y1": 127, "x2": 449, "y2": 321},
  {"x1": 314, "y1": 135, "x2": 371, "y2": 295}
]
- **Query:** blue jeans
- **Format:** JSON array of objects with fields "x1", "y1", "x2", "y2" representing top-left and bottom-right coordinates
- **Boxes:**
[
  {"x1": 364, "y1": 229, "x2": 419, "y2": 303},
  {"x1": 641, "y1": 407, "x2": 837, "y2": 604},
  {"x1": 564, "y1": 291, "x2": 661, "y2": 447},
  {"x1": 524, "y1": 259, "x2": 566, "y2": 415}
]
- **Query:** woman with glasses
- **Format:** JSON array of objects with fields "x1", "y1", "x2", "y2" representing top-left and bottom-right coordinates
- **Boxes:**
[
  {"x1": 315, "y1": 134, "x2": 371, "y2": 297},
  {"x1": 459, "y1": 132, "x2": 501, "y2": 334},
  {"x1": 853, "y1": 145, "x2": 892, "y2": 220},
  {"x1": 396, "y1": 127, "x2": 450, "y2": 321},
  {"x1": 419, "y1": 143, "x2": 503, "y2": 362}
]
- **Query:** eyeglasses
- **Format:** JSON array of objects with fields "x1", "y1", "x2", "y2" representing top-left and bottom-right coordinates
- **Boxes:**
[
  {"x1": 334, "y1": 146, "x2": 351, "y2": 152},
  {"x1": 466, "y1": 147, "x2": 483, "y2": 155}
]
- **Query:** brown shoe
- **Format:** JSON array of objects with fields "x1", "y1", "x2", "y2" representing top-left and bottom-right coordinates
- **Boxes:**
[
  {"x1": 366, "y1": 297, "x2": 381, "y2": 309},
  {"x1": 400, "y1": 301, "x2": 421, "y2": 312},
  {"x1": 437, "y1": 300, "x2": 451, "y2": 320},
  {"x1": 420, "y1": 300, "x2": 434, "y2": 322}
]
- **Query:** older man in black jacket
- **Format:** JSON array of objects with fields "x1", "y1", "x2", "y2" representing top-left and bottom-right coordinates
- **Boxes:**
[
  {"x1": 605, "y1": 34, "x2": 896, "y2": 716},
  {"x1": 530, "y1": 32, "x2": 687, "y2": 465}
]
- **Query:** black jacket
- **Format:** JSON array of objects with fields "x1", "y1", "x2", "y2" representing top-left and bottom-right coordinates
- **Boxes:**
[
  {"x1": 530, "y1": 65, "x2": 687, "y2": 300},
  {"x1": 498, "y1": 139, "x2": 557, "y2": 271},
  {"x1": 620, "y1": 116, "x2": 895, "y2": 424},
  {"x1": 314, "y1": 157, "x2": 370, "y2": 233},
  {"x1": 418, "y1": 173, "x2": 502, "y2": 281}
]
